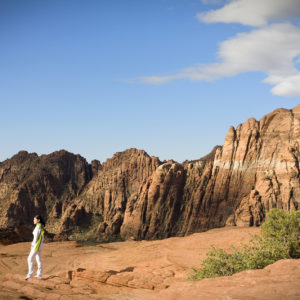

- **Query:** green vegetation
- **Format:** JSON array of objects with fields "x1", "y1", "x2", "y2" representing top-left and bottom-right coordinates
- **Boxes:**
[{"x1": 189, "y1": 209, "x2": 300, "y2": 281}]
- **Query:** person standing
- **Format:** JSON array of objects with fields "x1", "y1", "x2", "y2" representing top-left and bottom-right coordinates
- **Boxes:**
[{"x1": 25, "y1": 215, "x2": 45, "y2": 280}]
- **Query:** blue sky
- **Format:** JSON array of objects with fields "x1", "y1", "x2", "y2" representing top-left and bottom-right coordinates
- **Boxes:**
[{"x1": 1, "y1": 0, "x2": 300, "y2": 163}]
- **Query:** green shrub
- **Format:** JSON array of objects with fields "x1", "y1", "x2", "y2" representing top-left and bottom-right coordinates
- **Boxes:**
[
  {"x1": 190, "y1": 245, "x2": 248, "y2": 280},
  {"x1": 260, "y1": 208, "x2": 300, "y2": 258},
  {"x1": 189, "y1": 208, "x2": 300, "y2": 280}
]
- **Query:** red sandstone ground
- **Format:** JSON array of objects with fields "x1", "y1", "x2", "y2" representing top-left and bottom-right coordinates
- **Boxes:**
[{"x1": 0, "y1": 226, "x2": 299, "y2": 299}]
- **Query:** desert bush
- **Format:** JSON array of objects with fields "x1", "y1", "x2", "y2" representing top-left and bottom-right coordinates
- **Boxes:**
[
  {"x1": 260, "y1": 208, "x2": 300, "y2": 258},
  {"x1": 189, "y1": 208, "x2": 300, "y2": 280}
]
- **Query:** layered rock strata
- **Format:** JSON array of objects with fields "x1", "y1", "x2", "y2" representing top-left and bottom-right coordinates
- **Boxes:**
[{"x1": 0, "y1": 105, "x2": 300, "y2": 242}]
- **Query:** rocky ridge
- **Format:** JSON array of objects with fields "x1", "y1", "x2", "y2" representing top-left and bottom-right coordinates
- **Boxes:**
[{"x1": 0, "y1": 105, "x2": 300, "y2": 242}]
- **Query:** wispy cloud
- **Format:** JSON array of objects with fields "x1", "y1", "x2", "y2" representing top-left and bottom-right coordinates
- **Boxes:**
[
  {"x1": 140, "y1": 0, "x2": 300, "y2": 97},
  {"x1": 201, "y1": 0, "x2": 225, "y2": 5},
  {"x1": 197, "y1": 0, "x2": 300, "y2": 26}
]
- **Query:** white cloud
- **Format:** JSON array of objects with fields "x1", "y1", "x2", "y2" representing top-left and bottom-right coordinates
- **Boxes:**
[
  {"x1": 140, "y1": 74, "x2": 180, "y2": 84},
  {"x1": 141, "y1": 23, "x2": 300, "y2": 97},
  {"x1": 139, "y1": 0, "x2": 300, "y2": 97},
  {"x1": 201, "y1": 0, "x2": 225, "y2": 5},
  {"x1": 197, "y1": 0, "x2": 300, "y2": 26},
  {"x1": 265, "y1": 74, "x2": 300, "y2": 97}
]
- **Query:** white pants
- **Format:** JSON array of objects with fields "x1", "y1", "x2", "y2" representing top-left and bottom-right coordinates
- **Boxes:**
[{"x1": 27, "y1": 249, "x2": 43, "y2": 278}]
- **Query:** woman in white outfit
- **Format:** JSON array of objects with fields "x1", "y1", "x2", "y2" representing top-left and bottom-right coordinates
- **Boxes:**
[{"x1": 26, "y1": 215, "x2": 45, "y2": 280}]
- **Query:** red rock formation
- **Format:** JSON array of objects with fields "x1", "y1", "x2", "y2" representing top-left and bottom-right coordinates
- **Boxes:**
[
  {"x1": 121, "y1": 105, "x2": 300, "y2": 239},
  {"x1": 1, "y1": 227, "x2": 299, "y2": 300},
  {"x1": 0, "y1": 150, "x2": 98, "y2": 241},
  {"x1": 58, "y1": 148, "x2": 162, "y2": 241},
  {"x1": 120, "y1": 161, "x2": 186, "y2": 240},
  {"x1": 0, "y1": 105, "x2": 300, "y2": 243}
]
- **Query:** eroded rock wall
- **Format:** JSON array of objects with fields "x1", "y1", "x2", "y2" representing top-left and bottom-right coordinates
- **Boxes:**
[
  {"x1": 120, "y1": 105, "x2": 300, "y2": 239},
  {"x1": 58, "y1": 148, "x2": 162, "y2": 240},
  {"x1": 0, "y1": 150, "x2": 97, "y2": 236},
  {"x1": 1, "y1": 105, "x2": 300, "y2": 243}
]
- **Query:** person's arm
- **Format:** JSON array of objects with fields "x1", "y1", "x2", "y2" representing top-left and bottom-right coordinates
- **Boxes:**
[{"x1": 31, "y1": 225, "x2": 41, "y2": 248}]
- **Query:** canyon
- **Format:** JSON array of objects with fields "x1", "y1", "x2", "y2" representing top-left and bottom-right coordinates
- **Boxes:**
[{"x1": 0, "y1": 104, "x2": 300, "y2": 243}]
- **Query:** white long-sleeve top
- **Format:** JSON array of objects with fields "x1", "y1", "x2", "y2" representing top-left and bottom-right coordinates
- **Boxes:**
[{"x1": 31, "y1": 224, "x2": 44, "y2": 251}]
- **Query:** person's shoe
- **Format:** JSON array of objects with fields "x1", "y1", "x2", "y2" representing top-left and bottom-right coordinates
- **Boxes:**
[
  {"x1": 25, "y1": 275, "x2": 32, "y2": 280},
  {"x1": 34, "y1": 275, "x2": 42, "y2": 279}
]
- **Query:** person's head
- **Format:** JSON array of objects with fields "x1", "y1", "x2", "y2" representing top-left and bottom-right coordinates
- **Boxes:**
[{"x1": 33, "y1": 215, "x2": 45, "y2": 226}]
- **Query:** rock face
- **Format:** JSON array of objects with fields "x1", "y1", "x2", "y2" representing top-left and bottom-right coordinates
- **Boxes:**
[
  {"x1": 0, "y1": 150, "x2": 98, "y2": 240},
  {"x1": 0, "y1": 105, "x2": 300, "y2": 242},
  {"x1": 120, "y1": 105, "x2": 300, "y2": 239},
  {"x1": 58, "y1": 148, "x2": 162, "y2": 241}
]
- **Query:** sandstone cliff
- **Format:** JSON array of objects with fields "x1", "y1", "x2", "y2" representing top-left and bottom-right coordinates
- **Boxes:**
[
  {"x1": 0, "y1": 150, "x2": 98, "y2": 241},
  {"x1": 58, "y1": 148, "x2": 162, "y2": 241},
  {"x1": 0, "y1": 105, "x2": 300, "y2": 243},
  {"x1": 122, "y1": 105, "x2": 300, "y2": 240}
]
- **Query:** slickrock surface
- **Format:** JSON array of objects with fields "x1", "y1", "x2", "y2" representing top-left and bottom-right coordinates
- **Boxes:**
[
  {"x1": 0, "y1": 227, "x2": 299, "y2": 299},
  {"x1": 143, "y1": 259, "x2": 300, "y2": 300},
  {"x1": 1, "y1": 105, "x2": 300, "y2": 243}
]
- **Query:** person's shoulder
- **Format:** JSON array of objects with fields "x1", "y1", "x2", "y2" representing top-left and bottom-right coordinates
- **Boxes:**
[{"x1": 37, "y1": 223, "x2": 44, "y2": 230}]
